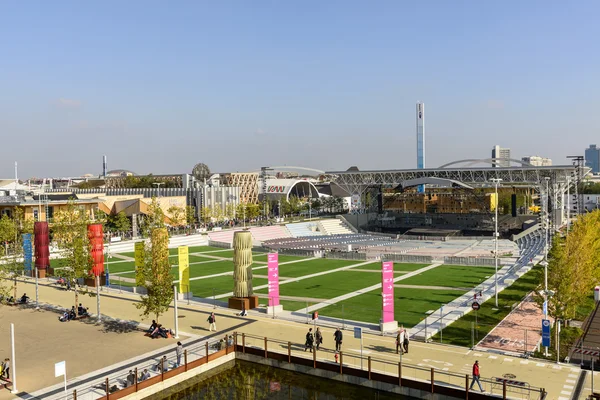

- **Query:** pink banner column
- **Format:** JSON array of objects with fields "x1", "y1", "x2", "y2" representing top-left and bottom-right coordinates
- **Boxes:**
[
  {"x1": 382, "y1": 261, "x2": 395, "y2": 323},
  {"x1": 267, "y1": 253, "x2": 280, "y2": 307}
]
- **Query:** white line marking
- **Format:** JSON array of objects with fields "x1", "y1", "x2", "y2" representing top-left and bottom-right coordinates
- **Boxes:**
[
  {"x1": 520, "y1": 360, "x2": 529, "y2": 364},
  {"x1": 503, "y1": 358, "x2": 513, "y2": 362},
  {"x1": 566, "y1": 379, "x2": 576, "y2": 384},
  {"x1": 563, "y1": 385, "x2": 574, "y2": 390}
]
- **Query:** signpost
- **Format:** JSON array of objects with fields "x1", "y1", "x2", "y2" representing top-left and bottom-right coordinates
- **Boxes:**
[
  {"x1": 381, "y1": 261, "x2": 397, "y2": 332},
  {"x1": 178, "y1": 246, "x2": 190, "y2": 300},
  {"x1": 354, "y1": 327, "x2": 363, "y2": 370},
  {"x1": 267, "y1": 253, "x2": 281, "y2": 317},
  {"x1": 55, "y1": 360, "x2": 67, "y2": 397},
  {"x1": 472, "y1": 301, "x2": 480, "y2": 340},
  {"x1": 542, "y1": 319, "x2": 551, "y2": 349}
]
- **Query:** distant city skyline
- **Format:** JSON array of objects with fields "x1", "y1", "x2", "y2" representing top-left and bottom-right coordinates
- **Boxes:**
[{"x1": 1, "y1": 1, "x2": 599, "y2": 178}]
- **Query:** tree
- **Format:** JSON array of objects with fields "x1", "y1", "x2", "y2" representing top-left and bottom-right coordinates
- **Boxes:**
[
  {"x1": 200, "y1": 207, "x2": 212, "y2": 224},
  {"x1": 185, "y1": 206, "x2": 197, "y2": 225},
  {"x1": 288, "y1": 196, "x2": 301, "y2": 215},
  {"x1": 112, "y1": 211, "x2": 131, "y2": 233},
  {"x1": 52, "y1": 201, "x2": 94, "y2": 310},
  {"x1": 135, "y1": 227, "x2": 174, "y2": 323},
  {"x1": 311, "y1": 198, "x2": 322, "y2": 214},
  {"x1": 245, "y1": 203, "x2": 260, "y2": 220},
  {"x1": 0, "y1": 215, "x2": 23, "y2": 301},
  {"x1": 236, "y1": 204, "x2": 247, "y2": 222},
  {"x1": 225, "y1": 203, "x2": 236, "y2": 221},
  {"x1": 0, "y1": 214, "x2": 17, "y2": 256},
  {"x1": 167, "y1": 206, "x2": 185, "y2": 226},
  {"x1": 140, "y1": 197, "x2": 165, "y2": 236},
  {"x1": 545, "y1": 210, "x2": 600, "y2": 321},
  {"x1": 211, "y1": 204, "x2": 224, "y2": 222}
]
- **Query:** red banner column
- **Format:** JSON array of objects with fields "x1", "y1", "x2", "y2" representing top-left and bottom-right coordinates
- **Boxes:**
[
  {"x1": 88, "y1": 224, "x2": 104, "y2": 278},
  {"x1": 34, "y1": 222, "x2": 49, "y2": 278}
]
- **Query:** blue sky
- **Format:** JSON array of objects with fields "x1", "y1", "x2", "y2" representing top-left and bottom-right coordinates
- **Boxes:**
[{"x1": 1, "y1": 1, "x2": 599, "y2": 178}]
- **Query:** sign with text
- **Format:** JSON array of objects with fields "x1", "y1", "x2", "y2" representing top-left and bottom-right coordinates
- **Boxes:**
[
  {"x1": 23, "y1": 233, "x2": 32, "y2": 273},
  {"x1": 381, "y1": 261, "x2": 395, "y2": 323},
  {"x1": 354, "y1": 327, "x2": 362, "y2": 339},
  {"x1": 267, "y1": 253, "x2": 280, "y2": 306},
  {"x1": 178, "y1": 246, "x2": 189, "y2": 294},
  {"x1": 541, "y1": 319, "x2": 551, "y2": 347}
]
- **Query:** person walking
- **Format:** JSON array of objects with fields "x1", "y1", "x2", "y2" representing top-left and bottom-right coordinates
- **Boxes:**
[
  {"x1": 305, "y1": 328, "x2": 314, "y2": 352},
  {"x1": 2, "y1": 359, "x2": 9, "y2": 380},
  {"x1": 176, "y1": 341, "x2": 183, "y2": 366},
  {"x1": 396, "y1": 329, "x2": 405, "y2": 354},
  {"x1": 334, "y1": 328, "x2": 343, "y2": 352},
  {"x1": 208, "y1": 312, "x2": 217, "y2": 331},
  {"x1": 315, "y1": 327, "x2": 323, "y2": 350},
  {"x1": 469, "y1": 360, "x2": 484, "y2": 392},
  {"x1": 403, "y1": 329, "x2": 410, "y2": 354}
]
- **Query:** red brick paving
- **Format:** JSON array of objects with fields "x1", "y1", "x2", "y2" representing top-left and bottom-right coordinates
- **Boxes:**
[{"x1": 478, "y1": 294, "x2": 551, "y2": 353}]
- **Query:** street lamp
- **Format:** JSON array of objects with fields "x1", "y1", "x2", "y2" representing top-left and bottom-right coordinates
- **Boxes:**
[
  {"x1": 152, "y1": 182, "x2": 164, "y2": 198},
  {"x1": 491, "y1": 178, "x2": 502, "y2": 308}
]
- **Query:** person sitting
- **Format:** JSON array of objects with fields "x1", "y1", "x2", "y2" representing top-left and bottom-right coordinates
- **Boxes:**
[
  {"x1": 19, "y1": 293, "x2": 30, "y2": 303},
  {"x1": 126, "y1": 370, "x2": 135, "y2": 387},
  {"x1": 154, "y1": 356, "x2": 168, "y2": 372},
  {"x1": 150, "y1": 324, "x2": 165, "y2": 339},
  {"x1": 69, "y1": 306, "x2": 77, "y2": 320},
  {"x1": 227, "y1": 335, "x2": 234, "y2": 347},
  {"x1": 77, "y1": 303, "x2": 89, "y2": 317},
  {"x1": 59, "y1": 311, "x2": 70, "y2": 322},
  {"x1": 7, "y1": 296, "x2": 14, "y2": 304},
  {"x1": 146, "y1": 320, "x2": 158, "y2": 335},
  {"x1": 139, "y1": 369, "x2": 150, "y2": 381}
]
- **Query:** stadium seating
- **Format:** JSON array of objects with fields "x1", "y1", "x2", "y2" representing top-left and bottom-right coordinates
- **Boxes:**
[
  {"x1": 249, "y1": 226, "x2": 292, "y2": 242},
  {"x1": 286, "y1": 222, "x2": 323, "y2": 237},
  {"x1": 207, "y1": 229, "x2": 242, "y2": 244},
  {"x1": 318, "y1": 219, "x2": 354, "y2": 235}
]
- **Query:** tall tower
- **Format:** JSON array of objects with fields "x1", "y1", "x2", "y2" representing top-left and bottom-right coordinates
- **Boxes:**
[
  {"x1": 102, "y1": 155, "x2": 107, "y2": 177},
  {"x1": 416, "y1": 102, "x2": 425, "y2": 193}
]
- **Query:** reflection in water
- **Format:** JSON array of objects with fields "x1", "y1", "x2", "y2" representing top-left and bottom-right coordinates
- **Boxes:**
[{"x1": 157, "y1": 361, "x2": 416, "y2": 400}]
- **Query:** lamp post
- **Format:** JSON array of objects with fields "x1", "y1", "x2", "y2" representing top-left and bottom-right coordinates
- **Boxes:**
[
  {"x1": 491, "y1": 178, "x2": 502, "y2": 308},
  {"x1": 152, "y1": 182, "x2": 164, "y2": 198},
  {"x1": 544, "y1": 177, "x2": 550, "y2": 300}
]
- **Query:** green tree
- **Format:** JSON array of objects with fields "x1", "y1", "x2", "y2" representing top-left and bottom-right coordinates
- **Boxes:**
[
  {"x1": 0, "y1": 214, "x2": 18, "y2": 256},
  {"x1": 167, "y1": 206, "x2": 185, "y2": 226},
  {"x1": 288, "y1": 196, "x2": 301, "y2": 215},
  {"x1": 545, "y1": 210, "x2": 600, "y2": 321},
  {"x1": 135, "y1": 227, "x2": 174, "y2": 323},
  {"x1": 236, "y1": 204, "x2": 247, "y2": 222},
  {"x1": 52, "y1": 201, "x2": 94, "y2": 310},
  {"x1": 311, "y1": 198, "x2": 322, "y2": 214},
  {"x1": 200, "y1": 207, "x2": 212, "y2": 223},
  {"x1": 246, "y1": 203, "x2": 260, "y2": 220},
  {"x1": 211, "y1": 204, "x2": 224, "y2": 222},
  {"x1": 140, "y1": 197, "x2": 165, "y2": 236},
  {"x1": 185, "y1": 206, "x2": 197, "y2": 225},
  {"x1": 113, "y1": 211, "x2": 131, "y2": 233},
  {"x1": 225, "y1": 203, "x2": 236, "y2": 221}
]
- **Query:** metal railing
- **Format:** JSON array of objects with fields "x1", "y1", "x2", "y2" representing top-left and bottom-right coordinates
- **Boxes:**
[{"x1": 236, "y1": 332, "x2": 547, "y2": 400}]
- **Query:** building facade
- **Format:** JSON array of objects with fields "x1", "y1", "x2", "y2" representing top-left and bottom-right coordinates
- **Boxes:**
[
  {"x1": 585, "y1": 145, "x2": 600, "y2": 174},
  {"x1": 492, "y1": 145, "x2": 511, "y2": 168},
  {"x1": 522, "y1": 156, "x2": 552, "y2": 166}
]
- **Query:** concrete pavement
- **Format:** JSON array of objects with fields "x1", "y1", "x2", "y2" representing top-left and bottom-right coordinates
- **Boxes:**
[{"x1": 12, "y1": 276, "x2": 577, "y2": 399}]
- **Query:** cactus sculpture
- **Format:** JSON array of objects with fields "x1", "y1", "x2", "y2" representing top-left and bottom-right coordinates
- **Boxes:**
[{"x1": 233, "y1": 231, "x2": 253, "y2": 297}]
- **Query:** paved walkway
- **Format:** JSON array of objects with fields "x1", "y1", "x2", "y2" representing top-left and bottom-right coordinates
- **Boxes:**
[
  {"x1": 13, "y1": 277, "x2": 574, "y2": 399},
  {"x1": 477, "y1": 294, "x2": 548, "y2": 354}
]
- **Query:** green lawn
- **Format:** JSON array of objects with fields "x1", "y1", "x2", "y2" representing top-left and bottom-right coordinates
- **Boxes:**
[
  {"x1": 352, "y1": 263, "x2": 428, "y2": 272},
  {"x1": 399, "y1": 265, "x2": 495, "y2": 288},
  {"x1": 255, "y1": 271, "x2": 382, "y2": 299},
  {"x1": 317, "y1": 288, "x2": 463, "y2": 327},
  {"x1": 277, "y1": 259, "x2": 367, "y2": 278},
  {"x1": 432, "y1": 266, "x2": 543, "y2": 347}
]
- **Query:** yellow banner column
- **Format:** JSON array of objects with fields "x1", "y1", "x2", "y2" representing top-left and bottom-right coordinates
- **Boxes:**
[
  {"x1": 134, "y1": 242, "x2": 145, "y2": 287},
  {"x1": 178, "y1": 246, "x2": 190, "y2": 296}
]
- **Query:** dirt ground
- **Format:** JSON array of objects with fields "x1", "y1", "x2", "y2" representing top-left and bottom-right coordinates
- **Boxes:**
[{"x1": 0, "y1": 305, "x2": 171, "y2": 399}]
